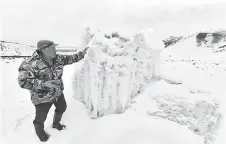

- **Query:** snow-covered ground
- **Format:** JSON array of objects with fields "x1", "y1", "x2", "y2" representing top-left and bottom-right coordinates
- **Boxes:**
[{"x1": 1, "y1": 33, "x2": 226, "y2": 144}]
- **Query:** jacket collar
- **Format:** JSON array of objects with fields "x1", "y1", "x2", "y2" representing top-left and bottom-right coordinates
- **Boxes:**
[{"x1": 32, "y1": 50, "x2": 56, "y2": 68}]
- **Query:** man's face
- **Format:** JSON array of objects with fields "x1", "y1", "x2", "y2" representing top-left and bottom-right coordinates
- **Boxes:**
[{"x1": 42, "y1": 45, "x2": 57, "y2": 59}]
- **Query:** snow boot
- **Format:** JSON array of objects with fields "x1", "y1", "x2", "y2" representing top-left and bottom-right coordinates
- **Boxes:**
[
  {"x1": 52, "y1": 112, "x2": 66, "y2": 130},
  {"x1": 34, "y1": 123, "x2": 50, "y2": 142}
]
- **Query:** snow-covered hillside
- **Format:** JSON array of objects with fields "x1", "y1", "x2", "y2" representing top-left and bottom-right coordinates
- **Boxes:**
[
  {"x1": 0, "y1": 41, "x2": 36, "y2": 56},
  {"x1": 159, "y1": 34, "x2": 226, "y2": 144},
  {"x1": 0, "y1": 29, "x2": 226, "y2": 144}
]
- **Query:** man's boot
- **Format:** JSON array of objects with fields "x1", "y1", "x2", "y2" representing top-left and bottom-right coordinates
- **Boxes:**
[
  {"x1": 34, "y1": 123, "x2": 50, "y2": 142},
  {"x1": 52, "y1": 112, "x2": 66, "y2": 130}
]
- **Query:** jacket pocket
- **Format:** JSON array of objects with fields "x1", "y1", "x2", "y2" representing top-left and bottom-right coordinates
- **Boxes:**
[{"x1": 36, "y1": 90, "x2": 49, "y2": 98}]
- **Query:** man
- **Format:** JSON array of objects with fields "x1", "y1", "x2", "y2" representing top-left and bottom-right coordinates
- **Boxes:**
[{"x1": 18, "y1": 40, "x2": 89, "y2": 142}]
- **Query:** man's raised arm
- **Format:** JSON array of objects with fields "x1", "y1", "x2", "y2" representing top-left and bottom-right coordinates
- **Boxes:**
[{"x1": 58, "y1": 47, "x2": 89, "y2": 66}]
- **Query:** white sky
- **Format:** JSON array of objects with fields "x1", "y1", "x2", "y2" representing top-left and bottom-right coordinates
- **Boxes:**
[{"x1": 1, "y1": 0, "x2": 226, "y2": 47}]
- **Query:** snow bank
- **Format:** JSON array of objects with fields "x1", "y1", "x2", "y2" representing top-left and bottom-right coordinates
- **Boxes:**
[{"x1": 72, "y1": 29, "x2": 161, "y2": 118}]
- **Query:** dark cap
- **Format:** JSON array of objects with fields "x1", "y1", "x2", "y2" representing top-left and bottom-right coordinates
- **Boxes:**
[{"x1": 37, "y1": 40, "x2": 59, "y2": 50}]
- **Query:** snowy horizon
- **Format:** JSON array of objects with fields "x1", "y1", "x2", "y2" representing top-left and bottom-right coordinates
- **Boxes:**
[{"x1": 1, "y1": 0, "x2": 226, "y2": 47}]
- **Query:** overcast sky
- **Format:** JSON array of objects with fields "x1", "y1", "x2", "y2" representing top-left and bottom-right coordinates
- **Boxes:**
[{"x1": 1, "y1": 0, "x2": 226, "y2": 47}]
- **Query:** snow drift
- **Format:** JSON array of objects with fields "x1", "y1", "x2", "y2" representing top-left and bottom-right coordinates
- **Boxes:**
[{"x1": 72, "y1": 29, "x2": 163, "y2": 118}]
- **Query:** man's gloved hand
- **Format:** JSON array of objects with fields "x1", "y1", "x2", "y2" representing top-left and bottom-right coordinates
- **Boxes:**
[
  {"x1": 78, "y1": 47, "x2": 89, "y2": 59},
  {"x1": 78, "y1": 51, "x2": 83, "y2": 60},
  {"x1": 42, "y1": 80, "x2": 61, "y2": 89},
  {"x1": 82, "y1": 47, "x2": 89, "y2": 56}
]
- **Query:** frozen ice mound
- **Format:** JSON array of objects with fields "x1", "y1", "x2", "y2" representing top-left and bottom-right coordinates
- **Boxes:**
[{"x1": 72, "y1": 29, "x2": 155, "y2": 118}]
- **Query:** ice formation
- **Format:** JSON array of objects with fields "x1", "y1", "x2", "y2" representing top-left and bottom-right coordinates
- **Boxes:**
[{"x1": 72, "y1": 29, "x2": 163, "y2": 118}]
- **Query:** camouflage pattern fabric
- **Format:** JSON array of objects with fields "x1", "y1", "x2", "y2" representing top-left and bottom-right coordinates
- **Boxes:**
[{"x1": 18, "y1": 50, "x2": 84, "y2": 105}]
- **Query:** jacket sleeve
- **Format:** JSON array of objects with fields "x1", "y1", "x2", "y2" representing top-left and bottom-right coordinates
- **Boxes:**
[
  {"x1": 58, "y1": 51, "x2": 84, "y2": 66},
  {"x1": 18, "y1": 62, "x2": 46, "y2": 91}
]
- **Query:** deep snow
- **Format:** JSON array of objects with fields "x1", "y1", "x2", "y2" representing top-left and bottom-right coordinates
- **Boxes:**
[{"x1": 0, "y1": 58, "x2": 204, "y2": 144}]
